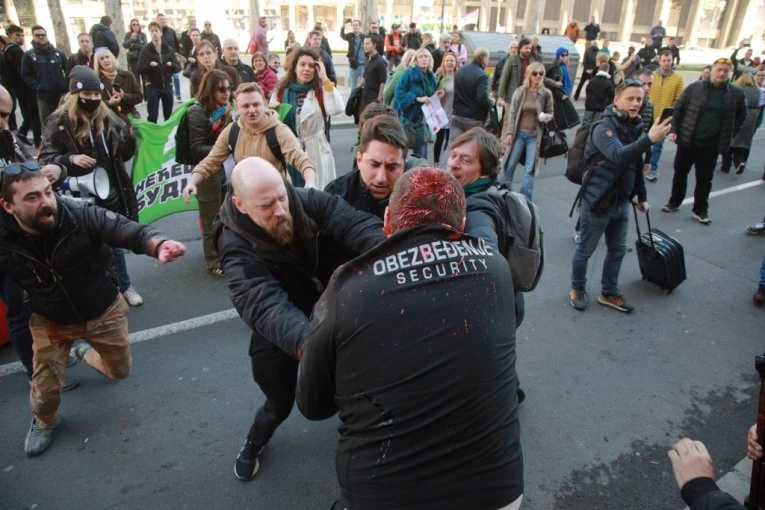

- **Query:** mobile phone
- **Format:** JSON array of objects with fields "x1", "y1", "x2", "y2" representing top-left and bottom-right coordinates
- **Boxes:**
[
  {"x1": 659, "y1": 107, "x2": 674, "y2": 123},
  {"x1": 113, "y1": 84, "x2": 122, "y2": 92}
]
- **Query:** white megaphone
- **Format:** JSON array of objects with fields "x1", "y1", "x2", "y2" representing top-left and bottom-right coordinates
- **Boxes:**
[{"x1": 60, "y1": 166, "x2": 110, "y2": 200}]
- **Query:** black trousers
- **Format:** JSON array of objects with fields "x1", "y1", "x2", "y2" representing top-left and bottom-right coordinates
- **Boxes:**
[
  {"x1": 574, "y1": 70, "x2": 592, "y2": 100},
  {"x1": 247, "y1": 348, "x2": 300, "y2": 447},
  {"x1": 669, "y1": 144, "x2": 718, "y2": 214},
  {"x1": 434, "y1": 128, "x2": 450, "y2": 164},
  {"x1": 721, "y1": 147, "x2": 749, "y2": 171},
  {"x1": 17, "y1": 90, "x2": 41, "y2": 144}
]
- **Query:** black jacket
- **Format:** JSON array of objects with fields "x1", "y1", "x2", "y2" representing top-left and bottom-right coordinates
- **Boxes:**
[
  {"x1": 637, "y1": 46, "x2": 657, "y2": 67},
  {"x1": 215, "y1": 185, "x2": 384, "y2": 358},
  {"x1": 89, "y1": 23, "x2": 120, "y2": 57},
  {"x1": 492, "y1": 55, "x2": 508, "y2": 93},
  {"x1": 65, "y1": 51, "x2": 94, "y2": 76},
  {"x1": 681, "y1": 477, "x2": 744, "y2": 510},
  {"x1": 39, "y1": 110, "x2": 139, "y2": 220},
  {"x1": 185, "y1": 102, "x2": 229, "y2": 164},
  {"x1": 585, "y1": 71, "x2": 615, "y2": 112},
  {"x1": 582, "y1": 45, "x2": 599, "y2": 72},
  {"x1": 453, "y1": 59, "x2": 492, "y2": 121},
  {"x1": 583, "y1": 23, "x2": 600, "y2": 40},
  {"x1": 671, "y1": 79, "x2": 747, "y2": 155},
  {"x1": 201, "y1": 31, "x2": 222, "y2": 56},
  {"x1": 296, "y1": 223, "x2": 523, "y2": 510},
  {"x1": 123, "y1": 32, "x2": 147, "y2": 62},
  {"x1": 403, "y1": 31, "x2": 422, "y2": 50},
  {"x1": 222, "y1": 58, "x2": 256, "y2": 84},
  {"x1": 137, "y1": 42, "x2": 181, "y2": 89},
  {"x1": 21, "y1": 42, "x2": 68, "y2": 102},
  {"x1": 0, "y1": 196, "x2": 165, "y2": 324},
  {"x1": 582, "y1": 105, "x2": 650, "y2": 210},
  {"x1": 1, "y1": 42, "x2": 32, "y2": 95},
  {"x1": 161, "y1": 26, "x2": 179, "y2": 52}
]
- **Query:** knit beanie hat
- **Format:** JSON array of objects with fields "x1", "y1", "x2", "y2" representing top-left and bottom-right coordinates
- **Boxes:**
[{"x1": 69, "y1": 65, "x2": 104, "y2": 94}]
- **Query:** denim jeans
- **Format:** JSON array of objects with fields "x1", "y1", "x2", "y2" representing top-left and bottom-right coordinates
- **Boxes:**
[
  {"x1": 349, "y1": 65, "x2": 365, "y2": 89},
  {"x1": 112, "y1": 248, "x2": 132, "y2": 292},
  {"x1": 570, "y1": 198, "x2": 629, "y2": 295},
  {"x1": 502, "y1": 130, "x2": 537, "y2": 201},
  {"x1": 146, "y1": 85, "x2": 174, "y2": 123},
  {"x1": 173, "y1": 73, "x2": 181, "y2": 99},
  {"x1": 760, "y1": 255, "x2": 765, "y2": 286},
  {"x1": 649, "y1": 138, "x2": 664, "y2": 175},
  {"x1": 1, "y1": 278, "x2": 33, "y2": 376},
  {"x1": 412, "y1": 143, "x2": 428, "y2": 160}
]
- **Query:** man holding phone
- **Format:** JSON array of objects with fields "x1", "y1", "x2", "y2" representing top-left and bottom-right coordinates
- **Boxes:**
[{"x1": 647, "y1": 50, "x2": 684, "y2": 182}]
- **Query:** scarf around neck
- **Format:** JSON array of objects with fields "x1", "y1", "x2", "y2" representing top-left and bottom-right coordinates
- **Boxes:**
[{"x1": 281, "y1": 81, "x2": 316, "y2": 134}]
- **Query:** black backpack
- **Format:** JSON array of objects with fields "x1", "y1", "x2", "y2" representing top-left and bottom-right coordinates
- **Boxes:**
[
  {"x1": 226, "y1": 122, "x2": 286, "y2": 170},
  {"x1": 565, "y1": 121, "x2": 604, "y2": 185}
]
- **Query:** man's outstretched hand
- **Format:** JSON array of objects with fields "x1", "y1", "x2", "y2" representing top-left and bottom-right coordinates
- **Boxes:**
[{"x1": 158, "y1": 240, "x2": 186, "y2": 263}]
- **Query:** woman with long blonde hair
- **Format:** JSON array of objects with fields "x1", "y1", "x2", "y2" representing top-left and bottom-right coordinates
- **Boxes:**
[
  {"x1": 434, "y1": 50, "x2": 459, "y2": 164},
  {"x1": 501, "y1": 62, "x2": 554, "y2": 200},
  {"x1": 39, "y1": 65, "x2": 143, "y2": 306}
]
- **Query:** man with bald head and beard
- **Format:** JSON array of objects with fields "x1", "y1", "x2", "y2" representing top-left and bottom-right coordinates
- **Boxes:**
[{"x1": 215, "y1": 157, "x2": 384, "y2": 482}]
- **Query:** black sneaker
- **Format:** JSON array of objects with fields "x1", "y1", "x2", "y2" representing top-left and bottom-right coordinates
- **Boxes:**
[
  {"x1": 662, "y1": 203, "x2": 680, "y2": 213},
  {"x1": 692, "y1": 212, "x2": 712, "y2": 224},
  {"x1": 517, "y1": 388, "x2": 526, "y2": 404},
  {"x1": 234, "y1": 439, "x2": 263, "y2": 481},
  {"x1": 598, "y1": 293, "x2": 634, "y2": 313},
  {"x1": 754, "y1": 285, "x2": 765, "y2": 306},
  {"x1": 569, "y1": 288, "x2": 588, "y2": 311}
]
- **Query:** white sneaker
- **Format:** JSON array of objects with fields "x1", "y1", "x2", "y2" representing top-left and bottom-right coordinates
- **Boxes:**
[
  {"x1": 123, "y1": 287, "x2": 143, "y2": 306},
  {"x1": 573, "y1": 230, "x2": 581, "y2": 243}
]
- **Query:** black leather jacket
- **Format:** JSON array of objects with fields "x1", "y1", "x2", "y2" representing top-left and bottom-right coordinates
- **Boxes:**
[{"x1": 0, "y1": 196, "x2": 166, "y2": 324}]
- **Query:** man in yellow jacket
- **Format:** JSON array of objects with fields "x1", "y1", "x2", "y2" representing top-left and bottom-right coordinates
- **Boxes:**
[{"x1": 647, "y1": 50, "x2": 684, "y2": 182}]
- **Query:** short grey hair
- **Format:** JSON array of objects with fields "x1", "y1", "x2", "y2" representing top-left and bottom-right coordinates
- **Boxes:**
[
  {"x1": 473, "y1": 47, "x2": 489, "y2": 60},
  {"x1": 439, "y1": 32, "x2": 451, "y2": 43}
]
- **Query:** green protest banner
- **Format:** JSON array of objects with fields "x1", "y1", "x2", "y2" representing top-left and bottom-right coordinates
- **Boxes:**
[{"x1": 130, "y1": 100, "x2": 198, "y2": 224}]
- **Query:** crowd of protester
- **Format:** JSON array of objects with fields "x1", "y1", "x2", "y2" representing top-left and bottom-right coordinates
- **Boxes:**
[{"x1": 0, "y1": 12, "x2": 763, "y2": 510}]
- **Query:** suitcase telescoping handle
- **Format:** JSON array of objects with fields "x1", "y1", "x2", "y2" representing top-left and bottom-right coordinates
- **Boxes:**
[{"x1": 631, "y1": 202, "x2": 656, "y2": 251}]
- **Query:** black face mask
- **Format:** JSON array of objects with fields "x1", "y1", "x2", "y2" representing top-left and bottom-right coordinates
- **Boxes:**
[{"x1": 79, "y1": 97, "x2": 101, "y2": 113}]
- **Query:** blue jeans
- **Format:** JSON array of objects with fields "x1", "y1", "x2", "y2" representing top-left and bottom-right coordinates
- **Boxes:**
[
  {"x1": 412, "y1": 143, "x2": 428, "y2": 160},
  {"x1": 146, "y1": 85, "x2": 174, "y2": 123},
  {"x1": 760, "y1": 256, "x2": 765, "y2": 286},
  {"x1": 349, "y1": 65, "x2": 365, "y2": 89},
  {"x1": 112, "y1": 248, "x2": 132, "y2": 292},
  {"x1": 570, "y1": 199, "x2": 629, "y2": 295},
  {"x1": 0, "y1": 278, "x2": 33, "y2": 376},
  {"x1": 503, "y1": 130, "x2": 537, "y2": 201},
  {"x1": 649, "y1": 138, "x2": 664, "y2": 175},
  {"x1": 173, "y1": 73, "x2": 181, "y2": 99}
]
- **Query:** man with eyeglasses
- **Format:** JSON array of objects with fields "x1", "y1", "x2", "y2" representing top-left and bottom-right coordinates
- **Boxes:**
[
  {"x1": 201, "y1": 20, "x2": 222, "y2": 57},
  {"x1": 0, "y1": 159, "x2": 186, "y2": 456},
  {"x1": 662, "y1": 57, "x2": 746, "y2": 224},
  {"x1": 21, "y1": 25, "x2": 68, "y2": 130}
]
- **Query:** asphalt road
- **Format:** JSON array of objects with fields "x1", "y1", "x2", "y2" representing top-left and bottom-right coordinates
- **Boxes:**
[{"x1": 0, "y1": 109, "x2": 763, "y2": 509}]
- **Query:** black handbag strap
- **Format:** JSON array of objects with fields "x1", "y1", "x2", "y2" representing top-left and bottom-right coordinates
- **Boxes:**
[{"x1": 632, "y1": 202, "x2": 655, "y2": 251}]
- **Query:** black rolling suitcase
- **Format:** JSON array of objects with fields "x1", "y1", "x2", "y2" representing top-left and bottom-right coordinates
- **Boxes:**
[{"x1": 633, "y1": 205, "x2": 686, "y2": 293}]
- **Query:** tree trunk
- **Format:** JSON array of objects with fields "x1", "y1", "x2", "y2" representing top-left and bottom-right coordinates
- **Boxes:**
[
  {"x1": 249, "y1": 0, "x2": 261, "y2": 40},
  {"x1": 360, "y1": 0, "x2": 378, "y2": 31},
  {"x1": 4, "y1": 0, "x2": 21, "y2": 25},
  {"x1": 104, "y1": 0, "x2": 127, "y2": 66},
  {"x1": 46, "y1": 0, "x2": 70, "y2": 53}
]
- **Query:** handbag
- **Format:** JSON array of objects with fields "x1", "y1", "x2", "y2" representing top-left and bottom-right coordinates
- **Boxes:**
[
  {"x1": 400, "y1": 116, "x2": 432, "y2": 148},
  {"x1": 484, "y1": 105, "x2": 501, "y2": 137},
  {"x1": 540, "y1": 123, "x2": 568, "y2": 159}
]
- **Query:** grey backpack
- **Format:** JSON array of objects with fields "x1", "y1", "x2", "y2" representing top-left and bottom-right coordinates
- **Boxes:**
[{"x1": 488, "y1": 185, "x2": 544, "y2": 292}]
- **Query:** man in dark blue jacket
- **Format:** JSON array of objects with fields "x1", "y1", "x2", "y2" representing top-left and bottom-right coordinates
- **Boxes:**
[
  {"x1": 21, "y1": 25, "x2": 68, "y2": 130},
  {"x1": 450, "y1": 47, "x2": 494, "y2": 143},
  {"x1": 89, "y1": 16, "x2": 120, "y2": 57},
  {"x1": 570, "y1": 81, "x2": 671, "y2": 313}
]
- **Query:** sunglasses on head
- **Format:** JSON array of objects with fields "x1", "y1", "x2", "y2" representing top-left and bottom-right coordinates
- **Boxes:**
[
  {"x1": 531, "y1": 71, "x2": 544, "y2": 77},
  {"x1": 713, "y1": 57, "x2": 732, "y2": 66},
  {"x1": 0, "y1": 161, "x2": 39, "y2": 177}
]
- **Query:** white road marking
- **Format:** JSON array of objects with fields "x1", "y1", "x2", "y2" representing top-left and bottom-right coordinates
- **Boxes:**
[
  {"x1": 681, "y1": 179, "x2": 764, "y2": 206},
  {"x1": 0, "y1": 308, "x2": 240, "y2": 378}
]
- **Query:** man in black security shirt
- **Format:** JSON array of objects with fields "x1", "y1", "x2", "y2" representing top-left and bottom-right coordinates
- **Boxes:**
[{"x1": 297, "y1": 168, "x2": 523, "y2": 510}]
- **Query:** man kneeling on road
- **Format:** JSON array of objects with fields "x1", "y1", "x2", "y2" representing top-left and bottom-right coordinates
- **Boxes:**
[
  {"x1": 0, "y1": 164, "x2": 185, "y2": 455},
  {"x1": 297, "y1": 168, "x2": 524, "y2": 510},
  {"x1": 215, "y1": 157, "x2": 384, "y2": 481},
  {"x1": 570, "y1": 80, "x2": 671, "y2": 313}
]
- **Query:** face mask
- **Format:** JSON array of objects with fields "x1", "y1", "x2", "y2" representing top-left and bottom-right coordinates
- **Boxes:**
[{"x1": 79, "y1": 97, "x2": 101, "y2": 113}]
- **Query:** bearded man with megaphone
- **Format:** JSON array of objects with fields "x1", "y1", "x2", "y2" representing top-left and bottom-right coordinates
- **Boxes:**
[{"x1": 40, "y1": 65, "x2": 144, "y2": 307}]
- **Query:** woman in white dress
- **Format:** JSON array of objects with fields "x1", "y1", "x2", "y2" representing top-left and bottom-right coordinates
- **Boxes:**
[{"x1": 272, "y1": 47, "x2": 343, "y2": 189}]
